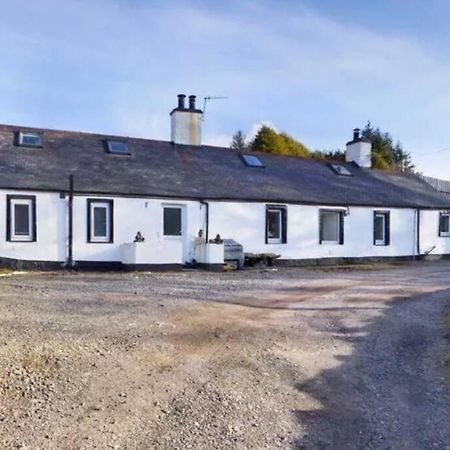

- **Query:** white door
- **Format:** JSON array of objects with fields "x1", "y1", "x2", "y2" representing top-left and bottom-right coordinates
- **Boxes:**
[{"x1": 162, "y1": 205, "x2": 186, "y2": 264}]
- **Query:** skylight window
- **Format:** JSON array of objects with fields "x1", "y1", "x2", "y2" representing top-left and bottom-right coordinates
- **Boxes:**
[
  {"x1": 241, "y1": 154, "x2": 264, "y2": 168},
  {"x1": 17, "y1": 132, "x2": 42, "y2": 148},
  {"x1": 330, "y1": 164, "x2": 352, "y2": 176},
  {"x1": 105, "y1": 140, "x2": 130, "y2": 155}
]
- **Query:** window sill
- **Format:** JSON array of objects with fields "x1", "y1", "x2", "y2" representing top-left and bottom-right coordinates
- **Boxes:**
[
  {"x1": 8, "y1": 238, "x2": 34, "y2": 243},
  {"x1": 320, "y1": 241, "x2": 341, "y2": 245}
]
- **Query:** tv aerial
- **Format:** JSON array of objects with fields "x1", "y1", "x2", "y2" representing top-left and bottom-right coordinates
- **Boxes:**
[{"x1": 202, "y1": 96, "x2": 228, "y2": 121}]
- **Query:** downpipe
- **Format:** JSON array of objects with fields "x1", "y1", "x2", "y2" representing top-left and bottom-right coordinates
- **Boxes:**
[
  {"x1": 415, "y1": 208, "x2": 421, "y2": 260},
  {"x1": 199, "y1": 200, "x2": 209, "y2": 243},
  {"x1": 67, "y1": 174, "x2": 74, "y2": 268}
]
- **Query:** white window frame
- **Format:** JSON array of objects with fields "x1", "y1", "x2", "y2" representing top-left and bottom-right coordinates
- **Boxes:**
[
  {"x1": 18, "y1": 131, "x2": 42, "y2": 147},
  {"x1": 320, "y1": 210, "x2": 341, "y2": 245},
  {"x1": 374, "y1": 213, "x2": 386, "y2": 245},
  {"x1": 89, "y1": 201, "x2": 111, "y2": 243},
  {"x1": 163, "y1": 205, "x2": 183, "y2": 238},
  {"x1": 440, "y1": 212, "x2": 450, "y2": 237},
  {"x1": 9, "y1": 198, "x2": 34, "y2": 242},
  {"x1": 267, "y1": 208, "x2": 283, "y2": 244}
]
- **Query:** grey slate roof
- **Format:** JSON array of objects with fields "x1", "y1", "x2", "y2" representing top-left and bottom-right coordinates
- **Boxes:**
[
  {"x1": 420, "y1": 175, "x2": 450, "y2": 196},
  {"x1": 1, "y1": 124, "x2": 450, "y2": 209}
]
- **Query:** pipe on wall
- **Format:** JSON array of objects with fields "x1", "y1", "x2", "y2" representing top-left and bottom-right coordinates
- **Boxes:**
[
  {"x1": 199, "y1": 200, "x2": 209, "y2": 243},
  {"x1": 67, "y1": 174, "x2": 74, "y2": 268},
  {"x1": 415, "y1": 208, "x2": 421, "y2": 259}
]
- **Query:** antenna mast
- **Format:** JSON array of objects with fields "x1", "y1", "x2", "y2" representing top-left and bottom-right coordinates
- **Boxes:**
[{"x1": 202, "y1": 96, "x2": 228, "y2": 121}]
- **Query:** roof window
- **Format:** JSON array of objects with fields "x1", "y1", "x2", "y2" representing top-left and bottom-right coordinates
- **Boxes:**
[
  {"x1": 241, "y1": 154, "x2": 264, "y2": 168},
  {"x1": 330, "y1": 164, "x2": 352, "y2": 176},
  {"x1": 105, "y1": 140, "x2": 130, "y2": 155},
  {"x1": 17, "y1": 131, "x2": 43, "y2": 148}
]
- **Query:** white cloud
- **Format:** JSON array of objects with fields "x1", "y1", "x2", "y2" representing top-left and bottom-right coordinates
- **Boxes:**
[{"x1": 203, "y1": 132, "x2": 232, "y2": 148}]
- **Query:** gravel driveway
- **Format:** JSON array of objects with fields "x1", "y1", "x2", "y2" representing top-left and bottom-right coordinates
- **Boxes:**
[{"x1": 0, "y1": 261, "x2": 449, "y2": 449}]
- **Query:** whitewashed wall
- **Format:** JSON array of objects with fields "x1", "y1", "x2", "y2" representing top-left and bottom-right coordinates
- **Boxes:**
[
  {"x1": 72, "y1": 196, "x2": 205, "y2": 263},
  {"x1": 208, "y1": 201, "x2": 419, "y2": 259},
  {"x1": 420, "y1": 210, "x2": 450, "y2": 256},
  {"x1": 170, "y1": 110, "x2": 202, "y2": 146},
  {"x1": 0, "y1": 189, "x2": 66, "y2": 262},
  {"x1": 0, "y1": 189, "x2": 448, "y2": 265}
]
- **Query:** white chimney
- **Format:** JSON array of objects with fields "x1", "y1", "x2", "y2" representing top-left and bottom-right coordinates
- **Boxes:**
[
  {"x1": 170, "y1": 94, "x2": 203, "y2": 146},
  {"x1": 345, "y1": 128, "x2": 372, "y2": 168}
]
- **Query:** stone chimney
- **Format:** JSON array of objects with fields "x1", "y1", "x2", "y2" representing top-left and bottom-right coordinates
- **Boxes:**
[
  {"x1": 170, "y1": 94, "x2": 203, "y2": 145},
  {"x1": 345, "y1": 128, "x2": 372, "y2": 168}
]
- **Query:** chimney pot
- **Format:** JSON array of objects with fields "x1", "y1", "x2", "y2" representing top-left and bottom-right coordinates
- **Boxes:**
[
  {"x1": 177, "y1": 94, "x2": 186, "y2": 109},
  {"x1": 189, "y1": 95, "x2": 196, "y2": 110},
  {"x1": 353, "y1": 128, "x2": 360, "y2": 141}
]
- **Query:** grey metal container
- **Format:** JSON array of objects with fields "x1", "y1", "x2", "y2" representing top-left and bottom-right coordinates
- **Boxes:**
[{"x1": 223, "y1": 239, "x2": 245, "y2": 269}]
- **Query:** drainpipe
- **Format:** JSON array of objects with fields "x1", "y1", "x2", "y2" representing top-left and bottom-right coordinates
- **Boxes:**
[
  {"x1": 416, "y1": 208, "x2": 421, "y2": 259},
  {"x1": 199, "y1": 200, "x2": 209, "y2": 243},
  {"x1": 67, "y1": 174, "x2": 74, "y2": 268}
]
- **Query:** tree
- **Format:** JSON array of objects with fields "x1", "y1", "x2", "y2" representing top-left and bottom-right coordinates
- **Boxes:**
[
  {"x1": 278, "y1": 132, "x2": 310, "y2": 157},
  {"x1": 230, "y1": 130, "x2": 247, "y2": 151},
  {"x1": 315, "y1": 149, "x2": 345, "y2": 162},
  {"x1": 249, "y1": 125, "x2": 282, "y2": 153},
  {"x1": 248, "y1": 125, "x2": 310, "y2": 157},
  {"x1": 232, "y1": 122, "x2": 415, "y2": 172},
  {"x1": 362, "y1": 121, "x2": 414, "y2": 172},
  {"x1": 393, "y1": 141, "x2": 415, "y2": 172}
]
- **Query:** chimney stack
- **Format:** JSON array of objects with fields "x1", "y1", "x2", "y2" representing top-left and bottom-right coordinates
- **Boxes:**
[
  {"x1": 170, "y1": 94, "x2": 203, "y2": 146},
  {"x1": 345, "y1": 128, "x2": 372, "y2": 168}
]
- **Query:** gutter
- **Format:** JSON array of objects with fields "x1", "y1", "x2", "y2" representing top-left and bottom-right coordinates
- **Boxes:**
[
  {"x1": 199, "y1": 200, "x2": 209, "y2": 242},
  {"x1": 1, "y1": 185, "x2": 450, "y2": 210}
]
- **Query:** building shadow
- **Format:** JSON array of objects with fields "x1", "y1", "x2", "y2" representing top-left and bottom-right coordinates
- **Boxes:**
[{"x1": 293, "y1": 288, "x2": 450, "y2": 449}]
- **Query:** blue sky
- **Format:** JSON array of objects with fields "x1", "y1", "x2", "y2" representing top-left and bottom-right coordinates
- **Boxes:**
[{"x1": 1, "y1": 0, "x2": 450, "y2": 178}]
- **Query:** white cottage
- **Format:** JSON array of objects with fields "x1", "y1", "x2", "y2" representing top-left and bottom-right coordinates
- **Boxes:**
[{"x1": 0, "y1": 94, "x2": 449, "y2": 270}]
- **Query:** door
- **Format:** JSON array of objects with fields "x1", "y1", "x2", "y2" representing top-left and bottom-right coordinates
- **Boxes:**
[{"x1": 162, "y1": 205, "x2": 186, "y2": 264}]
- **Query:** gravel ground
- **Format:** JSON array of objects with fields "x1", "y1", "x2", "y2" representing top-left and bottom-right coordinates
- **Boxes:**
[{"x1": 0, "y1": 261, "x2": 449, "y2": 449}]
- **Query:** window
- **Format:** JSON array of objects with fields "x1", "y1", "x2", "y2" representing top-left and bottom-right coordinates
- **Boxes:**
[
  {"x1": 330, "y1": 164, "x2": 352, "y2": 176},
  {"x1": 17, "y1": 131, "x2": 43, "y2": 148},
  {"x1": 241, "y1": 154, "x2": 264, "y2": 168},
  {"x1": 87, "y1": 199, "x2": 113, "y2": 243},
  {"x1": 373, "y1": 211, "x2": 390, "y2": 246},
  {"x1": 7, "y1": 195, "x2": 36, "y2": 242},
  {"x1": 163, "y1": 206, "x2": 182, "y2": 236},
  {"x1": 265, "y1": 206, "x2": 287, "y2": 244},
  {"x1": 319, "y1": 210, "x2": 344, "y2": 245},
  {"x1": 439, "y1": 212, "x2": 450, "y2": 237},
  {"x1": 105, "y1": 140, "x2": 130, "y2": 155}
]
